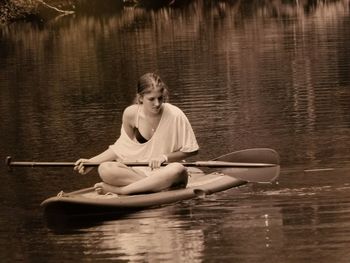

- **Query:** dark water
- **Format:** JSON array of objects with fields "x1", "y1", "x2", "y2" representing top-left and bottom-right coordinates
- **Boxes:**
[{"x1": 1, "y1": 0, "x2": 350, "y2": 262}]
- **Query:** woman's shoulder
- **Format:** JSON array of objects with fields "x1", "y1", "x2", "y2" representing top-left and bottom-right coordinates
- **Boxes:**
[
  {"x1": 124, "y1": 104, "x2": 138, "y2": 114},
  {"x1": 122, "y1": 104, "x2": 139, "y2": 124},
  {"x1": 165, "y1": 103, "x2": 184, "y2": 114},
  {"x1": 165, "y1": 103, "x2": 187, "y2": 118}
]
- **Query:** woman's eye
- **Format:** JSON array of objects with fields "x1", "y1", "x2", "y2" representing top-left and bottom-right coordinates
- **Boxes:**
[{"x1": 148, "y1": 97, "x2": 163, "y2": 102}]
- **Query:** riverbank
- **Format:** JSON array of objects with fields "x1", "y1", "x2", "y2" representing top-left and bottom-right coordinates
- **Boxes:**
[
  {"x1": 0, "y1": 0, "x2": 178, "y2": 24},
  {"x1": 0, "y1": 0, "x2": 37, "y2": 24},
  {"x1": 0, "y1": 0, "x2": 77, "y2": 24}
]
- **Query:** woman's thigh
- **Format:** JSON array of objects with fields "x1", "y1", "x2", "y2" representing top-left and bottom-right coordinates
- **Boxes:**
[
  {"x1": 98, "y1": 162, "x2": 146, "y2": 186},
  {"x1": 148, "y1": 163, "x2": 188, "y2": 188}
]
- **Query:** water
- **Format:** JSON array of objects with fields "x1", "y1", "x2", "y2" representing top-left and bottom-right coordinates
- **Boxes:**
[{"x1": 1, "y1": 0, "x2": 350, "y2": 262}]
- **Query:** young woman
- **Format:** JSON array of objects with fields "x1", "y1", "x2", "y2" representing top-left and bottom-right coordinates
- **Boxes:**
[{"x1": 74, "y1": 73, "x2": 199, "y2": 195}]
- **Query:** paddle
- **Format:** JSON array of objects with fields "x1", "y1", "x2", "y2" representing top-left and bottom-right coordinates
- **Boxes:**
[
  {"x1": 5, "y1": 157, "x2": 275, "y2": 168},
  {"x1": 5, "y1": 148, "x2": 280, "y2": 183},
  {"x1": 213, "y1": 148, "x2": 280, "y2": 183}
]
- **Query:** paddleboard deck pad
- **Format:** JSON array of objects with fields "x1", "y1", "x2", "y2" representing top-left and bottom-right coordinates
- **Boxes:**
[{"x1": 41, "y1": 170, "x2": 247, "y2": 219}]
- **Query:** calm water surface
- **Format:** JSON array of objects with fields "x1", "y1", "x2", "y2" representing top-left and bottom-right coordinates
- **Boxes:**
[{"x1": 1, "y1": 0, "x2": 350, "y2": 262}]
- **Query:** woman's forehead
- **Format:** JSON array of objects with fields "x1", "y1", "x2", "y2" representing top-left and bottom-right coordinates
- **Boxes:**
[{"x1": 143, "y1": 88, "x2": 163, "y2": 97}]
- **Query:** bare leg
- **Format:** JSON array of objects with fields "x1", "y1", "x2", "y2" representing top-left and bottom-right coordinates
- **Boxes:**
[
  {"x1": 95, "y1": 163, "x2": 188, "y2": 195},
  {"x1": 97, "y1": 161, "x2": 147, "y2": 186},
  {"x1": 94, "y1": 182, "x2": 122, "y2": 195}
]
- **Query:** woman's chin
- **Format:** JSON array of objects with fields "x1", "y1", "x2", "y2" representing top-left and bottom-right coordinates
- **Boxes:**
[{"x1": 153, "y1": 107, "x2": 162, "y2": 113}]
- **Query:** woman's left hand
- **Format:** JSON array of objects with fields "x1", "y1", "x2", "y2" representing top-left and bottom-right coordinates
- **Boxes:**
[{"x1": 149, "y1": 155, "x2": 167, "y2": 170}]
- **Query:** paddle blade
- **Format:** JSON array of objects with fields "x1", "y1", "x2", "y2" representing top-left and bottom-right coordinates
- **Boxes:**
[
  {"x1": 215, "y1": 148, "x2": 280, "y2": 183},
  {"x1": 221, "y1": 165, "x2": 280, "y2": 183},
  {"x1": 214, "y1": 148, "x2": 280, "y2": 165}
]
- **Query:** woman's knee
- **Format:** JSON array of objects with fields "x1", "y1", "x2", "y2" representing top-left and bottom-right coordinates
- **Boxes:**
[
  {"x1": 98, "y1": 162, "x2": 123, "y2": 180},
  {"x1": 167, "y1": 162, "x2": 188, "y2": 179}
]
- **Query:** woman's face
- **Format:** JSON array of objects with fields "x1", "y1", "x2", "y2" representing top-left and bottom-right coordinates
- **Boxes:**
[{"x1": 140, "y1": 88, "x2": 165, "y2": 115}]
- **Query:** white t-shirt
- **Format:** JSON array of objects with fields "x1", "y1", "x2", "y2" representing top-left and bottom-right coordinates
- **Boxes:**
[{"x1": 109, "y1": 103, "x2": 199, "y2": 162}]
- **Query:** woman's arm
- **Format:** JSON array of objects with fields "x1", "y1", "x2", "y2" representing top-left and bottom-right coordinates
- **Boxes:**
[
  {"x1": 166, "y1": 150, "x2": 198, "y2": 163},
  {"x1": 74, "y1": 148, "x2": 117, "y2": 174},
  {"x1": 89, "y1": 148, "x2": 118, "y2": 162},
  {"x1": 75, "y1": 107, "x2": 136, "y2": 174},
  {"x1": 122, "y1": 105, "x2": 137, "y2": 140},
  {"x1": 148, "y1": 150, "x2": 199, "y2": 170}
]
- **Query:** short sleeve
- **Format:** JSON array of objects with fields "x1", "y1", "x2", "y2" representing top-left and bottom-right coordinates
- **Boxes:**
[{"x1": 176, "y1": 112, "x2": 199, "y2": 153}]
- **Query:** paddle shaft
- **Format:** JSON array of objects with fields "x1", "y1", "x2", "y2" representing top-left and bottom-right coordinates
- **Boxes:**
[
  {"x1": 5, "y1": 157, "x2": 276, "y2": 168},
  {"x1": 5, "y1": 148, "x2": 280, "y2": 183}
]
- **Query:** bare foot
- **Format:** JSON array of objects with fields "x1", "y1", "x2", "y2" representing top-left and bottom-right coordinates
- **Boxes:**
[
  {"x1": 94, "y1": 182, "x2": 123, "y2": 195},
  {"x1": 94, "y1": 183, "x2": 105, "y2": 195}
]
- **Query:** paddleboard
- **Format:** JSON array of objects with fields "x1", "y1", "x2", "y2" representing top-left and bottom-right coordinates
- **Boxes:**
[{"x1": 41, "y1": 169, "x2": 247, "y2": 218}]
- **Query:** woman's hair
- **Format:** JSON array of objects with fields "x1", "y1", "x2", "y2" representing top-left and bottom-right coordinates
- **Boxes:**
[{"x1": 134, "y1": 73, "x2": 169, "y2": 104}]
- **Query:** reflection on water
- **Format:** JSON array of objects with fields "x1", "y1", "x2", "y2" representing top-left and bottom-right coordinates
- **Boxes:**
[
  {"x1": 1, "y1": 0, "x2": 350, "y2": 262},
  {"x1": 79, "y1": 212, "x2": 204, "y2": 262}
]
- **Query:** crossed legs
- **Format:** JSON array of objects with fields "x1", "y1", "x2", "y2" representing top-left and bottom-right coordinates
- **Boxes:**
[{"x1": 94, "y1": 162, "x2": 188, "y2": 195}]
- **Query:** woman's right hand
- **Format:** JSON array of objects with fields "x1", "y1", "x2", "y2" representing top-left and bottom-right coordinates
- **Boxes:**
[
  {"x1": 148, "y1": 155, "x2": 167, "y2": 170},
  {"x1": 74, "y1": 158, "x2": 94, "y2": 175}
]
